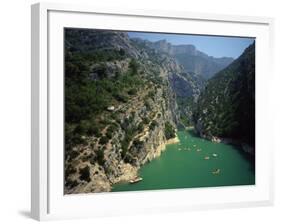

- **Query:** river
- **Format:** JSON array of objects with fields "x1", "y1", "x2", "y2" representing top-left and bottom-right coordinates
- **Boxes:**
[{"x1": 112, "y1": 129, "x2": 255, "y2": 192}]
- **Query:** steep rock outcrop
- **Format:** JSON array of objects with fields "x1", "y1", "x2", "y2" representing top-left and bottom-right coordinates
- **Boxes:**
[
  {"x1": 193, "y1": 42, "x2": 255, "y2": 149},
  {"x1": 134, "y1": 38, "x2": 234, "y2": 79},
  {"x1": 64, "y1": 29, "x2": 179, "y2": 194},
  {"x1": 131, "y1": 37, "x2": 204, "y2": 128}
]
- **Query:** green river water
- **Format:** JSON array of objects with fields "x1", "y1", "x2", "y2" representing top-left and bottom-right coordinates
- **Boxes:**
[{"x1": 112, "y1": 129, "x2": 255, "y2": 192}]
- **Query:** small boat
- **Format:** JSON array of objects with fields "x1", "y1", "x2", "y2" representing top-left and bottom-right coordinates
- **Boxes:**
[
  {"x1": 197, "y1": 149, "x2": 202, "y2": 152},
  {"x1": 178, "y1": 148, "x2": 182, "y2": 151},
  {"x1": 130, "y1": 177, "x2": 143, "y2": 184},
  {"x1": 204, "y1": 156, "x2": 210, "y2": 160},
  {"x1": 212, "y1": 153, "x2": 218, "y2": 157},
  {"x1": 212, "y1": 169, "x2": 220, "y2": 175}
]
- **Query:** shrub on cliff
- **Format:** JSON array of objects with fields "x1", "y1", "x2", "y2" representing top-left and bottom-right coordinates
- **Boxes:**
[
  {"x1": 106, "y1": 130, "x2": 113, "y2": 139},
  {"x1": 128, "y1": 88, "x2": 137, "y2": 95},
  {"x1": 96, "y1": 149, "x2": 105, "y2": 166},
  {"x1": 121, "y1": 138, "x2": 130, "y2": 158},
  {"x1": 129, "y1": 58, "x2": 139, "y2": 75},
  {"x1": 143, "y1": 117, "x2": 150, "y2": 124},
  {"x1": 87, "y1": 125, "x2": 101, "y2": 137},
  {"x1": 138, "y1": 122, "x2": 144, "y2": 132},
  {"x1": 132, "y1": 139, "x2": 143, "y2": 151},
  {"x1": 149, "y1": 120, "x2": 158, "y2": 130},
  {"x1": 99, "y1": 136, "x2": 109, "y2": 145},
  {"x1": 65, "y1": 179, "x2": 79, "y2": 188},
  {"x1": 65, "y1": 165, "x2": 77, "y2": 178},
  {"x1": 79, "y1": 165, "x2": 91, "y2": 182},
  {"x1": 164, "y1": 122, "x2": 176, "y2": 140}
]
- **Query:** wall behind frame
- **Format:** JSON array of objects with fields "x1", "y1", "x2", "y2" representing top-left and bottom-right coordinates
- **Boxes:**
[{"x1": 0, "y1": 0, "x2": 280, "y2": 224}]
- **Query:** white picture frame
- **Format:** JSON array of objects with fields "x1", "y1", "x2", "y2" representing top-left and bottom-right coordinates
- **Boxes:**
[{"x1": 31, "y1": 2, "x2": 274, "y2": 221}]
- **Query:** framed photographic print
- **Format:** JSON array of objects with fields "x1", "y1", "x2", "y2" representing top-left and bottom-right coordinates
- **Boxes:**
[{"x1": 31, "y1": 2, "x2": 274, "y2": 221}]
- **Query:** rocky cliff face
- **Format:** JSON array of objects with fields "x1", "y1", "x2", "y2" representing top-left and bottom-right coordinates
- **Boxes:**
[
  {"x1": 65, "y1": 29, "x2": 142, "y2": 59},
  {"x1": 193, "y1": 42, "x2": 255, "y2": 149},
  {"x1": 136, "y1": 38, "x2": 234, "y2": 80},
  {"x1": 131, "y1": 37, "x2": 205, "y2": 128},
  {"x1": 174, "y1": 53, "x2": 233, "y2": 80},
  {"x1": 64, "y1": 29, "x2": 180, "y2": 194}
]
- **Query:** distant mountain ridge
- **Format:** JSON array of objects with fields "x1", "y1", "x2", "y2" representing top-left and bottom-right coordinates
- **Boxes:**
[
  {"x1": 131, "y1": 37, "x2": 206, "y2": 127},
  {"x1": 132, "y1": 38, "x2": 234, "y2": 79}
]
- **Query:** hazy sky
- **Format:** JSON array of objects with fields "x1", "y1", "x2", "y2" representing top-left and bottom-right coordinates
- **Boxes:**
[{"x1": 128, "y1": 31, "x2": 254, "y2": 59}]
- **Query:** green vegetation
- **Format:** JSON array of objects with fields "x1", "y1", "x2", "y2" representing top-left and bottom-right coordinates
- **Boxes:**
[
  {"x1": 65, "y1": 179, "x2": 79, "y2": 188},
  {"x1": 106, "y1": 125, "x2": 115, "y2": 139},
  {"x1": 120, "y1": 124, "x2": 138, "y2": 158},
  {"x1": 89, "y1": 155, "x2": 97, "y2": 165},
  {"x1": 176, "y1": 96, "x2": 195, "y2": 127},
  {"x1": 164, "y1": 122, "x2": 176, "y2": 140},
  {"x1": 65, "y1": 165, "x2": 77, "y2": 177},
  {"x1": 149, "y1": 120, "x2": 158, "y2": 130},
  {"x1": 68, "y1": 150, "x2": 79, "y2": 160},
  {"x1": 87, "y1": 124, "x2": 101, "y2": 137},
  {"x1": 143, "y1": 117, "x2": 150, "y2": 125},
  {"x1": 65, "y1": 41, "x2": 145, "y2": 152},
  {"x1": 128, "y1": 58, "x2": 139, "y2": 75},
  {"x1": 64, "y1": 34, "x2": 149, "y2": 177},
  {"x1": 127, "y1": 88, "x2": 137, "y2": 95},
  {"x1": 144, "y1": 100, "x2": 151, "y2": 110},
  {"x1": 121, "y1": 139, "x2": 129, "y2": 158},
  {"x1": 132, "y1": 139, "x2": 143, "y2": 151},
  {"x1": 96, "y1": 149, "x2": 105, "y2": 166},
  {"x1": 180, "y1": 114, "x2": 191, "y2": 127},
  {"x1": 137, "y1": 122, "x2": 144, "y2": 132},
  {"x1": 79, "y1": 165, "x2": 91, "y2": 182},
  {"x1": 99, "y1": 136, "x2": 109, "y2": 145},
  {"x1": 193, "y1": 43, "x2": 255, "y2": 146}
]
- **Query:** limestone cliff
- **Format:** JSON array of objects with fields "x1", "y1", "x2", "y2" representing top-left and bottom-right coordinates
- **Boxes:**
[{"x1": 64, "y1": 29, "x2": 180, "y2": 194}]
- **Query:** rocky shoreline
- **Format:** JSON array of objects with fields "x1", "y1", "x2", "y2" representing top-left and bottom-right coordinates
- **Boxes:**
[
  {"x1": 194, "y1": 121, "x2": 255, "y2": 156},
  {"x1": 210, "y1": 136, "x2": 255, "y2": 155},
  {"x1": 65, "y1": 135, "x2": 180, "y2": 194},
  {"x1": 153, "y1": 135, "x2": 180, "y2": 158},
  {"x1": 112, "y1": 135, "x2": 179, "y2": 186},
  {"x1": 197, "y1": 132, "x2": 255, "y2": 156}
]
